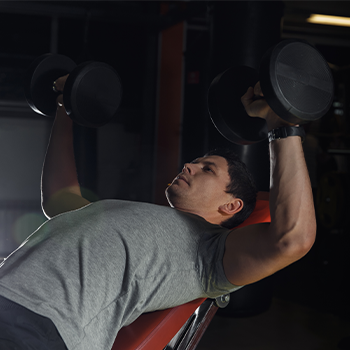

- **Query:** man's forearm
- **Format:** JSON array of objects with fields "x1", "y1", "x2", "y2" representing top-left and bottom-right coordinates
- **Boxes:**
[
  {"x1": 243, "y1": 83, "x2": 316, "y2": 253},
  {"x1": 268, "y1": 135, "x2": 316, "y2": 258},
  {"x1": 41, "y1": 104, "x2": 88, "y2": 218},
  {"x1": 222, "y1": 134, "x2": 316, "y2": 286}
]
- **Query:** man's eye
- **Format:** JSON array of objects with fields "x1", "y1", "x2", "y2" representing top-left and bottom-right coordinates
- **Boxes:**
[{"x1": 203, "y1": 166, "x2": 213, "y2": 173}]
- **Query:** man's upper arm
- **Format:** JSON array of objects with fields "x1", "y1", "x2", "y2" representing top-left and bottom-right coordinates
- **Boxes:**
[{"x1": 223, "y1": 223, "x2": 302, "y2": 286}]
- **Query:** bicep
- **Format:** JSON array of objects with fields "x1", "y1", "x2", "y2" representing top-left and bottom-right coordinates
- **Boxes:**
[{"x1": 223, "y1": 223, "x2": 296, "y2": 286}]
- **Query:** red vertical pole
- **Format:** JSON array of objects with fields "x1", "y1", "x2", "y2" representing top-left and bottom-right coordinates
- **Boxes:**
[{"x1": 154, "y1": 3, "x2": 184, "y2": 205}]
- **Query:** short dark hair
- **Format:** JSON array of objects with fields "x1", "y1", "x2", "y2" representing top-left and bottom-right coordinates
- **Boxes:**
[{"x1": 205, "y1": 148, "x2": 257, "y2": 229}]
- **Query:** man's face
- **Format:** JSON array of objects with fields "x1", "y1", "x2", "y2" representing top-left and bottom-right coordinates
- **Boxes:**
[{"x1": 165, "y1": 155, "x2": 234, "y2": 216}]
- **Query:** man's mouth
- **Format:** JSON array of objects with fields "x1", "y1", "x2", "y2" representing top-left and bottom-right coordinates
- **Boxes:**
[{"x1": 177, "y1": 175, "x2": 189, "y2": 185}]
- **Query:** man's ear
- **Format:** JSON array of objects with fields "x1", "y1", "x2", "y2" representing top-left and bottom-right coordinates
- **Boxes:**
[{"x1": 219, "y1": 198, "x2": 243, "y2": 216}]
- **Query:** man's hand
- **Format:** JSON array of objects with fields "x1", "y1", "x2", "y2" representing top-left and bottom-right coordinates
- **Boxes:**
[{"x1": 241, "y1": 82, "x2": 295, "y2": 131}]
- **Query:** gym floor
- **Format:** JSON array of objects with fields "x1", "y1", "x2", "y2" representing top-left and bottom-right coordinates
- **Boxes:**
[{"x1": 197, "y1": 233, "x2": 350, "y2": 350}]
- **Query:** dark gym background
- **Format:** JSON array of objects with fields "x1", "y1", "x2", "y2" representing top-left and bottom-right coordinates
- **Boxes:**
[{"x1": 0, "y1": 2, "x2": 349, "y2": 349}]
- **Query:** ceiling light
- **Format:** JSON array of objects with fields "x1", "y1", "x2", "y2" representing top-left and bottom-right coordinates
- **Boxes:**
[{"x1": 307, "y1": 14, "x2": 350, "y2": 27}]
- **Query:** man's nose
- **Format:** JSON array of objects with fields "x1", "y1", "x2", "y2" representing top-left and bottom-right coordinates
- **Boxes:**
[{"x1": 183, "y1": 163, "x2": 197, "y2": 175}]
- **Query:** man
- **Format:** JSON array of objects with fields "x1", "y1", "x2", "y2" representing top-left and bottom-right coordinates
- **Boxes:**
[{"x1": 0, "y1": 80, "x2": 316, "y2": 350}]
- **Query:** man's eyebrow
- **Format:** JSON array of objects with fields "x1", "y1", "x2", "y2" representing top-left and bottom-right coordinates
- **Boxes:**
[{"x1": 191, "y1": 159, "x2": 218, "y2": 168}]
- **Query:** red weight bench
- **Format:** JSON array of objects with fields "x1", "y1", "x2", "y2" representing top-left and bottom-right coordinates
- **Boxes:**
[{"x1": 112, "y1": 194, "x2": 270, "y2": 350}]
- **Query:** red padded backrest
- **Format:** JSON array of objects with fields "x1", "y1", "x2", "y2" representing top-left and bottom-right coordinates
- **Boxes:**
[
  {"x1": 112, "y1": 298, "x2": 206, "y2": 350},
  {"x1": 235, "y1": 195, "x2": 271, "y2": 229},
  {"x1": 112, "y1": 194, "x2": 270, "y2": 350}
]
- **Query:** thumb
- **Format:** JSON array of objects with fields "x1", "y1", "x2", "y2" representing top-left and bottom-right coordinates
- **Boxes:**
[
  {"x1": 240, "y1": 86, "x2": 254, "y2": 110},
  {"x1": 254, "y1": 81, "x2": 264, "y2": 97}
]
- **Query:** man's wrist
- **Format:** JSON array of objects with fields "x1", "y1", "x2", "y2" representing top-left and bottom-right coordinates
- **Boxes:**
[{"x1": 268, "y1": 126, "x2": 305, "y2": 143}]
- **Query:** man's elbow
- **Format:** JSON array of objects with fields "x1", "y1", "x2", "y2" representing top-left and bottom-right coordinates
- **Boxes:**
[
  {"x1": 41, "y1": 197, "x2": 59, "y2": 219},
  {"x1": 292, "y1": 231, "x2": 316, "y2": 259},
  {"x1": 42, "y1": 204, "x2": 52, "y2": 219},
  {"x1": 278, "y1": 222, "x2": 317, "y2": 261},
  {"x1": 41, "y1": 195, "x2": 51, "y2": 219}
]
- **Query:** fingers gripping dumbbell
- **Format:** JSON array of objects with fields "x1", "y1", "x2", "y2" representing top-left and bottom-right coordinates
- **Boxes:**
[
  {"x1": 208, "y1": 39, "x2": 334, "y2": 145},
  {"x1": 52, "y1": 74, "x2": 68, "y2": 94},
  {"x1": 24, "y1": 54, "x2": 122, "y2": 128}
]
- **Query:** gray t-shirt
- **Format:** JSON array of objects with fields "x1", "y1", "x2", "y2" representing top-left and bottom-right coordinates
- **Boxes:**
[{"x1": 0, "y1": 200, "x2": 241, "y2": 350}]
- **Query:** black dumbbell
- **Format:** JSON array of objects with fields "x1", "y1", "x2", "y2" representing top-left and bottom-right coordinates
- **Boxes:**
[
  {"x1": 24, "y1": 54, "x2": 122, "y2": 128},
  {"x1": 208, "y1": 39, "x2": 334, "y2": 145}
]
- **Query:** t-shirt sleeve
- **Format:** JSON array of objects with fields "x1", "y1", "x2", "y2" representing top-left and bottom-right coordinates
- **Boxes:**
[{"x1": 198, "y1": 196, "x2": 271, "y2": 297}]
